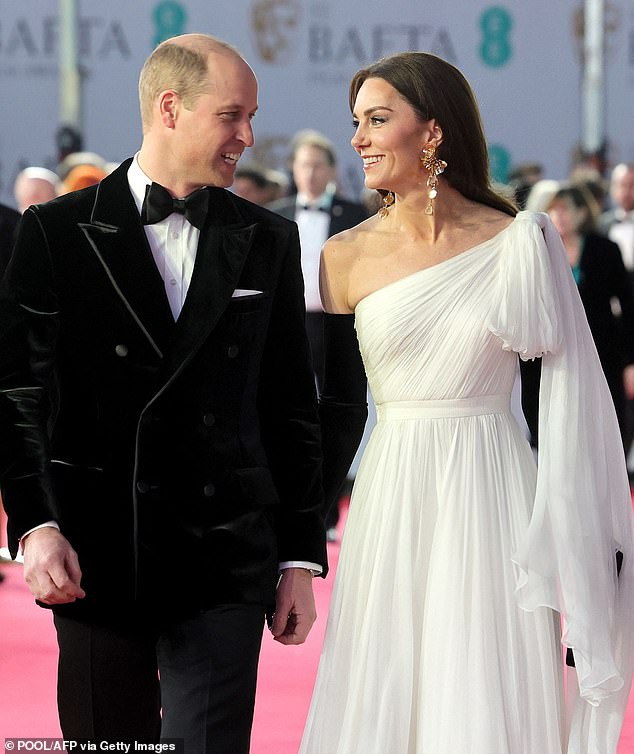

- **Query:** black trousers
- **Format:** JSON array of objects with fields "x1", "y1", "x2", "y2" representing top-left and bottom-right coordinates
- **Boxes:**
[{"x1": 54, "y1": 604, "x2": 265, "y2": 753}]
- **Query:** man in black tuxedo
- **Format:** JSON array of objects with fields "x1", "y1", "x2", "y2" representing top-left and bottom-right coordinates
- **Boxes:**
[
  {"x1": 268, "y1": 132, "x2": 367, "y2": 537},
  {"x1": 0, "y1": 201, "x2": 20, "y2": 280},
  {"x1": 0, "y1": 34, "x2": 326, "y2": 751},
  {"x1": 268, "y1": 131, "x2": 368, "y2": 387}
]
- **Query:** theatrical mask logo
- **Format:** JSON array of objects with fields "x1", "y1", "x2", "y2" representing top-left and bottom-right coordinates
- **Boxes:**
[{"x1": 251, "y1": 0, "x2": 301, "y2": 64}]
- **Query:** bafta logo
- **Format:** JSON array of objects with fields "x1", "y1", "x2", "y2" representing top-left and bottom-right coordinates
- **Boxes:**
[{"x1": 251, "y1": 0, "x2": 301, "y2": 64}]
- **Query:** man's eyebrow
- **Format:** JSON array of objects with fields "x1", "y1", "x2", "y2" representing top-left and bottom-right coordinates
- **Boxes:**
[{"x1": 217, "y1": 104, "x2": 259, "y2": 112}]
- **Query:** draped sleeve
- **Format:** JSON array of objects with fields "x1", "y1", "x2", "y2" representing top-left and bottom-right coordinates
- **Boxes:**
[{"x1": 489, "y1": 211, "x2": 634, "y2": 751}]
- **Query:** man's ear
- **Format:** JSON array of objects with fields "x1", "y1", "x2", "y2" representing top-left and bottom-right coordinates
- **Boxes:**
[{"x1": 157, "y1": 90, "x2": 179, "y2": 129}]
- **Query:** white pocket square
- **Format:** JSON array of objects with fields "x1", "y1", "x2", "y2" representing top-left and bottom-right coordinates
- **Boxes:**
[{"x1": 232, "y1": 289, "x2": 263, "y2": 298}]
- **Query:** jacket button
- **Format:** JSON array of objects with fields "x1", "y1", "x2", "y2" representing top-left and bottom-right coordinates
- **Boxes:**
[
  {"x1": 203, "y1": 483, "x2": 216, "y2": 497},
  {"x1": 203, "y1": 412, "x2": 215, "y2": 427},
  {"x1": 227, "y1": 345, "x2": 239, "y2": 358},
  {"x1": 115, "y1": 344, "x2": 129, "y2": 357},
  {"x1": 136, "y1": 480, "x2": 150, "y2": 494}
]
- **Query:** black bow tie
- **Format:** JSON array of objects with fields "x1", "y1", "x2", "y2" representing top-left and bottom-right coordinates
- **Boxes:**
[
  {"x1": 299, "y1": 203, "x2": 329, "y2": 213},
  {"x1": 141, "y1": 182, "x2": 210, "y2": 229}
]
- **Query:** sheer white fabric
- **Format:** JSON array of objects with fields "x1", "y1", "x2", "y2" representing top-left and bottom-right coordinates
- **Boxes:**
[{"x1": 299, "y1": 211, "x2": 634, "y2": 754}]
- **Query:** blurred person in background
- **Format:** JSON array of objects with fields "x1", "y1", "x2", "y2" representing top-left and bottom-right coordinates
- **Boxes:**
[
  {"x1": 546, "y1": 183, "x2": 634, "y2": 438},
  {"x1": 508, "y1": 161, "x2": 543, "y2": 209},
  {"x1": 14, "y1": 166, "x2": 61, "y2": 213},
  {"x1": 268, "y1": 129, "x2": 368, "y2": 541},
  {"x1": 599, "y1": 164, "x2": 634, "y2": 287},
  {"x1": 233, "y1": 164, "x2": 287, "y2": 205},
  {"x1": 60, "y1": 164, "x2": 108, "y2": 194},
  {"x1": 57, "y1": 150, "x2": 108, "y2": 183},
  {"x1": 0, "y1": 201, "x2": 20, "y2": 279}
]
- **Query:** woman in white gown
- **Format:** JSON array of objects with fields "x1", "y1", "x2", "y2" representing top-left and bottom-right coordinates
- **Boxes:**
[{"x1": 299, "y1": 52, "x2": 634, "y2": 754}]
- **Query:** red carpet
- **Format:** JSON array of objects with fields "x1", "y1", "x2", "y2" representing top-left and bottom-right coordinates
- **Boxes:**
[{"x1": 1, "y1": 524, "x2": 633, "y2": 752}]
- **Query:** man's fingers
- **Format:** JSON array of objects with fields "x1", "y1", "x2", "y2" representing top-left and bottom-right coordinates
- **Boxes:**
[
  {"x1": 25, "y1": 570, "x2": 78, "y2": 604},
  {"x1": 62, "y1": 550, "x2": 85, "y2": 598},
  {"x1": 274, "y1": 611, "x2": 313, "y2": 645}
]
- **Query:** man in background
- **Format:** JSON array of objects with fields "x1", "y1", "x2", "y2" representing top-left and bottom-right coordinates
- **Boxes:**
[
  {"x1": 599, "y1": 163, "x2": 634, "y2": 286},
  {"x1": 13, "y1": 167, "x2": 60, "y2": 214},
  {"x1": 268, "y1": 130, "x2": 367, "y2": 539}
]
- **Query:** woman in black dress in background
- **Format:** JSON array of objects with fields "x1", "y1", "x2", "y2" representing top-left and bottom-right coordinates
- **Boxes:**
[{"x1": 547, "y1": 184, "x2": 634, "y2": 436}]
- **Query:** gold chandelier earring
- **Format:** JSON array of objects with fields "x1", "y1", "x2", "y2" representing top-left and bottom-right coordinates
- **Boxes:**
[
  {"x1": 420, "y1": 143, "x2": 447, "y2": 216},
  {"x1": 377, "y1": 190, "x2": 395, "y2": 219}
]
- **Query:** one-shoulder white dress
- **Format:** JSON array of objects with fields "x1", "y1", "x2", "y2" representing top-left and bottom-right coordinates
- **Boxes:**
[{"x1": 299, "y1": 212, "x2": 634, "y2": 754}]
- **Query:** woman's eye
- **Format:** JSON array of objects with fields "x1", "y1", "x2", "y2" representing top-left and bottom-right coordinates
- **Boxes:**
[{"x1": 370, "y1": 116, "x2": 385, "y2": 125}]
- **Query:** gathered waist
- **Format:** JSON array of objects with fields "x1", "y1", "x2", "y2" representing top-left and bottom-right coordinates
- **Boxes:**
[{"x1": 376, "y1": 394, "x2": 511, "y2": 421}]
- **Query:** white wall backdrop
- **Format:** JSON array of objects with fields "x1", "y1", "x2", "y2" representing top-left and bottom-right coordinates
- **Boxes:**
[{"x1": 2, "y1": 0, "x2": 634, "y2": 206}]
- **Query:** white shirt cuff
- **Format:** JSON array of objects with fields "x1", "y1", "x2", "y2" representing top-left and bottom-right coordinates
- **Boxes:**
[
  {"x1": 278, "y1": 560, "x2": 323, "y2": 576},
  {"x1": 20, "y1": 521, "x2": 60, "y2": 552}
]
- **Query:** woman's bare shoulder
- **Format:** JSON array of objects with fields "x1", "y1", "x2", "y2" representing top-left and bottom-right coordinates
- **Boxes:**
[{"x1": 320, "y1": 218, "x2": 378, "y2": 314}]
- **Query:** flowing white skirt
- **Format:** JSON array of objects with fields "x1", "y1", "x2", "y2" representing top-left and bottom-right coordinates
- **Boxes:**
[{"x1": 299, "y1": 397, "x2": 565, "y2": 754}]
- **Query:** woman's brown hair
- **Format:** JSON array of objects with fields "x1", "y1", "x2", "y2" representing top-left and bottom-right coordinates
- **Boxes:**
[{"x1": 349, "y1": 52, "x2": 517, "y2": 217}]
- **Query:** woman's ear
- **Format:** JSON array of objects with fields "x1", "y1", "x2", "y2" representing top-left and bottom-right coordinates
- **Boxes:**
[
  {"x1": 429, "y1": 119, "x2": 443, "y2": 147},
  {"x1": 420, "y1": 119, "x2": 443, "y2": 151}
]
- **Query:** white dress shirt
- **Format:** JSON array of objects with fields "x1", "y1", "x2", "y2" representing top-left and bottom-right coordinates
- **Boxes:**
[
  {"x1": 295, "y1": 192, "x2": 332, "y2": 313},
  {"x1": 608, "y1": 210, "x2": 634, "y2": 271}
]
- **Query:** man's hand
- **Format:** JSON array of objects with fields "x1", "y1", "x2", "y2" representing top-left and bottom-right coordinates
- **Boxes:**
[
  {"x1": 270, "y1": 567, "x2": 316, "y2": 645},
  {"x1": 22, "y1": 527, "x2": 85, "y2": 605}
]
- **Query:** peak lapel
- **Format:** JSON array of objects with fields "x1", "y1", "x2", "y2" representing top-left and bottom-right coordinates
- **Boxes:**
[{"x1": 79, "y1": 161, "x2": 175, "y2": 357}]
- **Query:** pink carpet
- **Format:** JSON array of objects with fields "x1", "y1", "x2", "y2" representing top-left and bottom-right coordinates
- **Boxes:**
[{"x1": 1, "y1": 516, "x2": 633, "y2": 752}]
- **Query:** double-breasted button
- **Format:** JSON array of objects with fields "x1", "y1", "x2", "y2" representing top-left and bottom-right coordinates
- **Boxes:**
[
  {"x1": 203, "y1": 412, "x2": 215, "y2": 427},
  {"x1": 203, "y1": 483, "x2": 216, "y2": 498},
  {"x1": 227, "y1": 345, "x2": 239, "y2": 359},
  {"x1": 136, "y1": 480, "x2": 150, "y2": 494},
  {"x1": 115, "y1": 344, "x2": 129, "y2": 357}
]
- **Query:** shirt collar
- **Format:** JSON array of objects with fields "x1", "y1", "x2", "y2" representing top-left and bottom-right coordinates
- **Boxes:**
[
  {"x1": 127, "y1": 153, "x2": 151, "y2": 215},
  {"x1": 296, "y1": 191, "x2": 333, "y2": 211},
  {"x1": 615, "y1": 207, "x2": 634, "y2": 223}
]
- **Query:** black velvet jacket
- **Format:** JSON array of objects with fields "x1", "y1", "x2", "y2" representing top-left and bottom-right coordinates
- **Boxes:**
[{"x1": 0, "y1": 159, "x2": 327, "y2": 620}]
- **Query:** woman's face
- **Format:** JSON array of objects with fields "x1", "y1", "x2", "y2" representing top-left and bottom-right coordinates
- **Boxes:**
[
  {"x1": 548, "y1": 198, "x2": 586, "y2": 238},
  {"x1": 351, "y1": 77, "x2": 431, "y2": 194}
]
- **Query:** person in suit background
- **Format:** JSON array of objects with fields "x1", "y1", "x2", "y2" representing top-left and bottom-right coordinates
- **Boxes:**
[
  {"x1": 0, "y1": 201, "x2": 20, "y2": 280},
  {"x1": 598, "y1": 163, "x2": 634, "y2": 285},
  {"x1": 268, "y1": 130, "x2": 368, "y2": 540},
  {"x1": 0, "y1": 33, "x2": 326, "y2": 751}
]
